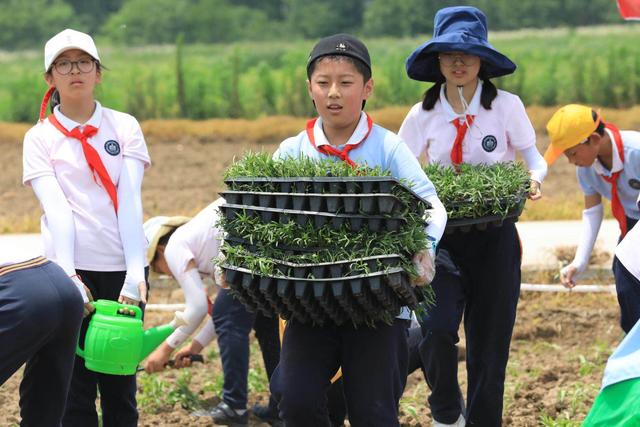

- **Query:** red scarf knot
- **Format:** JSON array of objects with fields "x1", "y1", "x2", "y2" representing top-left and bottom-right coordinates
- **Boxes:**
[{"x1": 48, "y1": 114, "x2": 118, "y2": 214}]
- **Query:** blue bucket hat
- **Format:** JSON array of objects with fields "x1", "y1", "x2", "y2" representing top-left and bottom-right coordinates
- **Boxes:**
[{"x1": 405, "y1": 6, "x2": 516, "y2": 82}]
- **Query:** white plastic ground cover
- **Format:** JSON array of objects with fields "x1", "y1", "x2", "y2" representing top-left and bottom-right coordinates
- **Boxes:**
[
  {"x1": 520, "y1": 283, "x2": 616, "y2": 294},
  {"x1": 143, "y1": 284, "x2": 617, "y2": 311}
]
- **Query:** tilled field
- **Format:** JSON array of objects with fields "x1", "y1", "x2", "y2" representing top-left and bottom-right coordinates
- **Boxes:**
[{"x1": 0, "y1": 277, "x2": 622, "y2": 427}]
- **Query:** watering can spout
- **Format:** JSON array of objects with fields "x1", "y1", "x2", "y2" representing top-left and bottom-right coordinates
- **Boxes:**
[{"x1": 140, "y1": 311, "x2": 187, "y2": 360}]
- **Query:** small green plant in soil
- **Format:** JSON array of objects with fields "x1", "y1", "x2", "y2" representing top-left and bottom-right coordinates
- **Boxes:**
[
  {"x1": 138, "y1": 370, "x2": 204, "y2": 413},
  {"x1": 423, "y1": 162, "x2": 530, "y2": 219}
]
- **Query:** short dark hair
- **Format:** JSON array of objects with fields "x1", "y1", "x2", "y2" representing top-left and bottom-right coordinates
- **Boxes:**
[
  {"x1": 593, "y1": 110, "x2": 605, "y2": 136},
  {"x1": 307, "y1": 55, "x2": 372, "y2": 82},
  {"x1": 157, "y1": 228, "x2": 178, "y2": 248},
  {"x1": 150, "y1": 230, "x2": 174, "y2": 265}
]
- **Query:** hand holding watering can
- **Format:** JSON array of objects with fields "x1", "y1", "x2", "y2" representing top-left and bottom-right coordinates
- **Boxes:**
[{"x1": 76, "y1": 299, "x2": 187, "y2": 375}]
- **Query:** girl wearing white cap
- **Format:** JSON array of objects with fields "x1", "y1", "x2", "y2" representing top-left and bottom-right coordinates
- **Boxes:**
[
  {"x1": 22, "y1": 29, "x2": 150, "y2": 426},
  {"x1": 398, "y1": 7, "x2": 547, "y2": 427}
]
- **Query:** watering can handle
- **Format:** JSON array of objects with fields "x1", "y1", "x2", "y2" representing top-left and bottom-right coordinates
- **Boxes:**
[
  {"x1": 76, "y1": 342, "x2": 84, "y2": 358},
  {"x1": 75, "y1": 309, "x2": 98, "y2": 359}
]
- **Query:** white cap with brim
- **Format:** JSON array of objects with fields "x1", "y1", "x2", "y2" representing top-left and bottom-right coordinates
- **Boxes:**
[
  {"x1": 44, "y1": 28, "x2": 100, "y2": 71},
  {"x1": 144, "y1": 216, "x2": 192, "y2": 264}
]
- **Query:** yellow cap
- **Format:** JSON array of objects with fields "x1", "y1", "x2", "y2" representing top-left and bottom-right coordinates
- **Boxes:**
[{"x1": 544, "y1": 104, "x2": 601, "y2": 165}]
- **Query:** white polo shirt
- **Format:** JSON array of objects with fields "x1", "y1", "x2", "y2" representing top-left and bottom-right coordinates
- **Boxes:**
[
  {"x1": 163, "y1": 199, "x2": 223, "y2": 349},
  {"x1": 164, "y1": 199, "x2": 224, "y2": 279},
  {"x1": 577, "y1": 129, "x2": 640, "y2": 219},
  {"x1": 616, "y1": 220, "x2": 640, "y2": 282},
  {"x1": 398, "y1": 81, "x2": 537, "y2": 167},
  {"x1": 22, "y1": 102, "x2": 150, "y2": 271}
]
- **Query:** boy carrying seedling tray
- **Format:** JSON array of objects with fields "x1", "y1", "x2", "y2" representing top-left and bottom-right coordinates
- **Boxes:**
[{"x1": 220, "y1": 34, "x2": 447, "y2": 427}]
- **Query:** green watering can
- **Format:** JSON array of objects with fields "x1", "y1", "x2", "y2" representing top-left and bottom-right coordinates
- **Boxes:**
[{"x1": 76, "y1": 299, "x2": 186, "y2": 375}]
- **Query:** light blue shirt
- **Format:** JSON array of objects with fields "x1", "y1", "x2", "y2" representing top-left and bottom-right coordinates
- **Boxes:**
[
  {"x1": 602, "y1": 318, "x2": 640, "y2": 389},
  {"x1": 577, "y1": 129, "x2": 640, "y2": 219},
  {"x1": 275, "y1": 112, "x2": 438, "y2": 201},
  {"x1": 274, "y1": 112, "x2": 438, "y2": 320}
]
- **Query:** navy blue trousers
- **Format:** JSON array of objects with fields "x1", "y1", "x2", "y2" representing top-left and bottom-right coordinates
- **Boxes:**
[
  {"x1": 418, "y1": 222, "x2": 521, "y2": 426},
  {"x1": 271, "y1": 318, "x2": 410, "y2": 427},
  {"x1": 63, "y1": 268, "x2": 148, "y2": 427},
  {"x1": 0, "y1": 259, "x2": 83, "y2": 427},
  {"x1": 612, "y1": 217, "x2": 640, "y2": 333},
  {"x1": 212, "y1": 288, "x2": 280, "y2": 411},
  {"x1": 613, "y1": 255, "x2": 640, "y2": 333}
]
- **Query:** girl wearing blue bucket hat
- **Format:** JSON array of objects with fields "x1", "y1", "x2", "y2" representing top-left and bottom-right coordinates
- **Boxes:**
[{"x1": 398, "y1": 6, "x2": 548, "y2": 427}]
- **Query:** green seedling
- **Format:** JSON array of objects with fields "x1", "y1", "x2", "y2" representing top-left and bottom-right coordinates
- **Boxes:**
[{"x1": 424, "y1": 162, "x2": 530, "y2": 219}]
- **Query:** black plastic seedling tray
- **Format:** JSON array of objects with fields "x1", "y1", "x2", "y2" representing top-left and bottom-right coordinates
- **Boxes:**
[
  {"x1": 221, "y1": 191, "x2": 409, "y2": 215},
  {"x1": 221, "y1": 203, "x2": 411, "y2": 232},
  {"x1": 224, "y1": 177, "x2": 431, "y2": 210},
  {"x1": 444, "y1": 196, "x2": 526, "y2": 234},
  {"x1": 224, "y1": 236, "x2": 323, "y2": 255},
  {"x1": 225, "y1": 254, "x2": 404, "y2": 279},
  {"x1": 223, "y1": 264, "x2": 419, "y2": 326}
]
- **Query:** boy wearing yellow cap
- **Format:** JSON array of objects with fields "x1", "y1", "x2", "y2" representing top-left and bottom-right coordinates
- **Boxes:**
[{"x1": 545, "y1": 104, "x2": 640, "y2": 332}]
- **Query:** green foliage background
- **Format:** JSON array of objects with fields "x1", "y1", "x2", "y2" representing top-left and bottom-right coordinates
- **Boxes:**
[
  {"x1": 0, "y1": 0, "x2": 624, "y2": 49},
  {"x1": 2, "y1": 24, "x2": 640, "y2": 122}
]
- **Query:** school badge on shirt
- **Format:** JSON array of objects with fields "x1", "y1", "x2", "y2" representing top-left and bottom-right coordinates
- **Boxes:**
[
  {"x1": 481, "y1": 135, "x2": 497, "y2": 152},
  {"x1": 104, "y1": 140, "x2": 120, "y2": 156}
]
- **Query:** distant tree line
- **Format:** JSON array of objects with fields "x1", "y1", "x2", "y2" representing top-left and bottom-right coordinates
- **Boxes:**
[{"x1": 0, "y1": 0, "x2": 624, "y2": 50}]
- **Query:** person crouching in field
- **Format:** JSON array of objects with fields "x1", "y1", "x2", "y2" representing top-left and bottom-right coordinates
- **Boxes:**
[
  {"x1": 398, "y1": 6, "x2": 548, "y2": 426},
  {"x1": 0, "y1": 253, "x2": 84, "y2": 426},
  {"x1": 545, "y1": 104, "x2": 640, "y2": 332},
  {"x1": 22, "y1": 29, "x2": 150, "y2": 426},
  {"x1": 143, "y1": 198, "x2": 283, "y2": 426},
  {"x1": 268, "y1": 33, "x2": 448, "y2": 427}
]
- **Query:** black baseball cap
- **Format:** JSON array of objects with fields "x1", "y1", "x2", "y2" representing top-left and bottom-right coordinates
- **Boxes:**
[{"x1": 307, "y1": 34, "x2": 371, "y2": 76}]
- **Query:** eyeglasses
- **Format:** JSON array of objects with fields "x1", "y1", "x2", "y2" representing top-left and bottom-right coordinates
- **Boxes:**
[
  {"x1": 438, "y1": 53, "x2": 479, "y2": 67},
  {"x1": 52, "y1": 58, "x2": 96, "y2": 75}
]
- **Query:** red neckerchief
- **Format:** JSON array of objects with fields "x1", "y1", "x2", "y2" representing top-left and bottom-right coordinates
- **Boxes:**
[
  {"x1": 306, "y1": 113, "x2": 373, "y2": 168},
  {"x1": 450, "y1": 115, "x2": 475, "y2": 166},
  {"x1": 207, "y1": 294, "x2": 213, "y2": 316},
  {"x1": 601, "y1": 123, "x2": 627, "y2": 237},
  {"x1": 48, "y1": 114, "x2": 118, "y2": 214}
]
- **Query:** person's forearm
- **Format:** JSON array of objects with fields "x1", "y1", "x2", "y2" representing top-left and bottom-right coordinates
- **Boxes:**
[
  {"x1": 192, "y1": 320, "x2": 216, "y2": 350},
  {"x1": 164, "y1": 268, "x2": 209, "y2": 348},
  {"x1": 117, "y1": 157, "x2": 146, "y2": 300},
  {"x1": 31, "y1": 176, "x2": 76, "y2": 275},
  {"x1": 424, "y1": 194, "x2": 447, "y2": 244},
  {"x1": 572, "y1": 203, "x2": 604, "y2": 272},
  {"x1": 520, "y1": 145, "x2": 548, "y2": 184}
]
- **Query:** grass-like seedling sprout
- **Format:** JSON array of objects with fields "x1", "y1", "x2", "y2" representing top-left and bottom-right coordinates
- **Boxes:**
[{"x1": 423, "y1": 162, "x2": 530, "y2": 219}]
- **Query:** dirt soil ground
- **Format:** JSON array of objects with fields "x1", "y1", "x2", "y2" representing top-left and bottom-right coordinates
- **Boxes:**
[
  {"x1": 0, "y1": 118, "x2": 585, "y2": 232},
  {"x1": 0, "y1": 272, "x2": 622, "y2": 426},
  {"x1": 0, "y1": 119, "x2": 623, "y2": 426}
]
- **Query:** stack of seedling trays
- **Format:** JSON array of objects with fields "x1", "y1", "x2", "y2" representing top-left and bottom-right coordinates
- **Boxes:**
[
  {"x1": 424, "y1": 162, "x2": 530, "y2": 234},
  {"x1": 218, "y1": 153, "x2": 433, "y2": 327}
]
